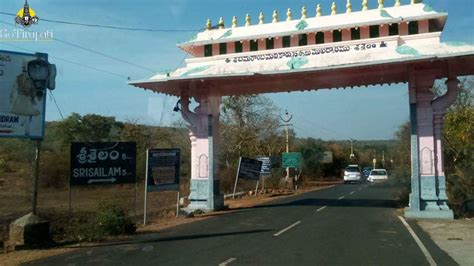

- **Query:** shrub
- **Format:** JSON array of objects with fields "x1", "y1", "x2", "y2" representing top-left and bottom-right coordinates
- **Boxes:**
[
  {"x1": 95, "y1": 200, "x2": 136, "y2": 237},
  {"x1": 39, "y1": 151, "x2": 69, "y2": 188},
  {"x1": 390, "y1": 167, "x2": 411, "y2": 207},
  {"x1": 55, "y1": 201, "x2": 137, "y2": 242}
]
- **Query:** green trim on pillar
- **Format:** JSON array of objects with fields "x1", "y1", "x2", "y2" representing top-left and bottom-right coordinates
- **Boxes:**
[
  {"x1": 380, "y1": 10, "x2": 393, "y2": 18},
  {"x1": 409, "y1": 102, "x2": 421, "y2": 211},
  {"x1": 396, "y1": 45, "x2": 423, "y2": 56},
  {"x1": 218, "y1": 29, "x2": 232, "y2": 39},
  {"x1": 423, "y1": 4, "x2": 435, "y2": 13},
  {"x1": 287, "y1": 56, "x2": 308, "y2": 70},
  {"x1": 445, "y1": 42, "x2": 470, "y2": 47},
  {"x1": 295, "y1": 20, "x2": 308, "y2": 31},
  {"x1": 180, "y1": 65, "x2": 211, "y2": 77}
]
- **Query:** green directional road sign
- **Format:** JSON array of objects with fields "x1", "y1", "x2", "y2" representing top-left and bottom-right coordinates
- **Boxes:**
[{"x1": 282, "y1": 152, "x2": 302, "y2": 168}]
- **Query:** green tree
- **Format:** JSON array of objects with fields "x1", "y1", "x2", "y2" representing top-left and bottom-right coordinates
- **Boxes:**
[{"x1": 442, "y1": 78, "x2": 474, "y2": 207}]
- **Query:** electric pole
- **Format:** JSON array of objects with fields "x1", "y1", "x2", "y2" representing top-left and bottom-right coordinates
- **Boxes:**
[
  {"x1": 372, "y1": 149, "x2": 376, "y2": 169},
  {"x1": 349, "y1": 138, "x2": 355, "y2": 161},
  {"x1": 382, "y1": 150, "x2": 385, "y2": 168},
  {"x1": 280, "y1": 110, "x2": 293, "y2": 181}
]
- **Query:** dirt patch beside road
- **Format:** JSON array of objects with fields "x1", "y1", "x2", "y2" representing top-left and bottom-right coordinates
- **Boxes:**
[{"x1": 0, "y1": 183, "x2": 336, "y2": 265}]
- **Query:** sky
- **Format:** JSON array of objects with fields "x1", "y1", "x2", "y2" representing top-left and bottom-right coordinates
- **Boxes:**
[{"x1": 0, "y1": 0, "x2": 473, "y2": 140}]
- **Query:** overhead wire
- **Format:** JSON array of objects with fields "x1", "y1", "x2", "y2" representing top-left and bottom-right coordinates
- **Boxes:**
[
  {"x1": 49, "y1": 90, "x2": 65, "y2": 120},
  {"x1": 292, "y1": 113, "x2": 351, "y2": 140},
  {"x1": 0, "y1": 42, "x2": 129, "y2": 80},
  {"x1": 158, "y1": 52, "x2": 188, "y2": 126},
  {"x1": 0, "y1": 19, "x2": 156, "y2": 73},
  {"x1": 0, "y1": 11, "x2": 201, "y2": 32}
]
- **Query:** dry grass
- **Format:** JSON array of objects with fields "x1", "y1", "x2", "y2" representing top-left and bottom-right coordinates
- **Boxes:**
[{"x1": 0, "y1": 182, "x2": 335, "y2": 265}]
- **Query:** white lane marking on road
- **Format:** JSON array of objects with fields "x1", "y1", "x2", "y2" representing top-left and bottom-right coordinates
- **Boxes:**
[
  {"x1": 219, "y1": 258, "x2": 237, "y2": 266},
  {"x1": 349, "y1": 191, "x2": 355, "y2": 195},
  {"x1": 338, "y1": 196, "x2": 345, "y2": 200},
  {"x1": 316, "y1": 206, "x2": 327, "y2": 212},
  {"x1": 358, "y1": 187, "x2": 362, "y2": 190},
  {"x1": 398, "y1": 216, "x2": 437, "y2": 266},
  {"x1": 274, "y1": 221, "x2": 301, "y2": 237}
]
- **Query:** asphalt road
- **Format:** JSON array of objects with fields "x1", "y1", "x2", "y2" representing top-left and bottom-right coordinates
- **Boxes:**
[{"x1": 28, "y1": 182, "x2": 457, "y2": 266}]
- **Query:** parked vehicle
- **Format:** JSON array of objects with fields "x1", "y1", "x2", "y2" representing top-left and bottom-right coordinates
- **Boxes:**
[
  {"x1": 367, "y1": 169, "x2": 388, "y2": 182},
  {"x1": 343, "y1": 165, "x2": 361, "y2": 184},
  {"x1": 362, "y1": 167, "x2": 372, "y2": 178}
]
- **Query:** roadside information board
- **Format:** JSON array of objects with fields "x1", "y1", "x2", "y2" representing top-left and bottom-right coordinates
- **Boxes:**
[
  {"x1": 282, "y1": 152, "x2": 302, "y2": 168},
  {"x1": 70, "y1": 142, "x2": 136, "y2": 186},
  {"x1": 0, "y1": 51, "x2": 50, "y2": 140},
  {"x1": 237, "y1": 157, "x2": 263, "y2": 180},
  {"x1": 322, "y1": 151, "x2": 333, "y2": 164},
  {"x1": 146, "y1": 149, "x2": 181, "y2": 192},
  {"x1": 257, "y1": 156, "x2": 271, "y2": 175}
]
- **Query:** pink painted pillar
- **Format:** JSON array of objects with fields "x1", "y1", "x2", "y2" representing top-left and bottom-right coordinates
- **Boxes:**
[
  {"x1": 342, "y1": 29, "x2": 351, "y2": 41},
  {"x1": 399, "y1": 22, "x2": 409, "y2": 36},
  {"x1": 413, "y1": 77, "x2": 439, "y2": 212},
  {"x1": 406, "y1": 73, "x2": 457, "y2": 219},
  {"x1": 290, "y1": 35, "x2": 298, "y2": 47},
  {"x1": 432, "y1": 78, "x2": 460, "y2": 210},
  {"x1": 180, "y1": 93, "x2": 224, "y2": 211},
  {"x1": 258, "y1": 39, "x2": 266, "y2": 51},
  {"x1": 380, "y1": 24, "x2": 389, "y2": 37},
  {"x1": 307, "y1": 33, "x2": 315, "y2": 45},
  {"x1": 360, "y1": 26, "x2": 369, "y2": 39},
  {"x1": 419, "y1": 20, "x2": 429, "y2": 34},
  {"x1": 324, "y1": 31, "x2": 333, "y2": 43},
  {"x1": 227, "y1": 41, "x2": 235, "y2": 54}
]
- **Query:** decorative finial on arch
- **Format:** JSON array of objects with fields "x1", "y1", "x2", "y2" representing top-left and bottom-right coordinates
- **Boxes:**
[
  {"x1": 258, "y1": 12, "x2": 264, "y2": 24},
  {"x1": 362, "y1": 0, "x2": 368, "y2": 11},
  {"x1": 206, "y1": 19, "x2": 211, "y2": 30},
  {"x1": 301, "y1": 6, "x2": 307, "y2": 19},
  {"x1": 286, "y1": 8, "x2": 292, "y2": 21},
  {"x1": 316, "y1": 4, "x2": 322, "y2": 17},
  {"x1": 378, "y1": 0, "x2": 384, "y2": 9},
  {"x1": 272, "y1": 10, "x2": 279, "y2": 23},
  {"x1": 394, "y1": 0, "x2": 401, "y2": 6},
  {"x1": 231, "y1": 16, "x2": 237, "y2": 28},
  {"x1": 246, "y1": 14, "x2": 251, "y2": 26},
  {"x1": 331, "y1": 2, "x2": 337, "y2": 15},
  {"x1": 218, "y1": 17, "x2": 224, "y2": 29},
  {"x1": 346, "y1": 0, "x2": 352, "y2": 13}
]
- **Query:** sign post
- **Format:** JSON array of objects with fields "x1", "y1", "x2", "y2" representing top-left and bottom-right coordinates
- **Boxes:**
[
  {"x1": 232, "y1": 157, "x2": 262, "y2": 198},
  {"x1": 0, "y1": 51, "x2": 56, "y2": 215},
  {"x1": 257, "y1": 156, "x2": 272, "y2": 191},
  {"x1": 70, "y1": 142, "x2": 137, "y2": 186},
  {"x1": 69, "y1": 142, "x2": 137, "y2": 217},
  {"x1": 282, "y1": 152, "x2": 302, "y2": 190},
  {"x1": 143, "y1": 148, "x2": 181, "y2": 225}
]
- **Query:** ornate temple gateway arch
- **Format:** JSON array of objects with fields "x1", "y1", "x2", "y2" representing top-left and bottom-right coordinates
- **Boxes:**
[{"x1": 130, "y1": 1, "x2": 474, "y2": 219}]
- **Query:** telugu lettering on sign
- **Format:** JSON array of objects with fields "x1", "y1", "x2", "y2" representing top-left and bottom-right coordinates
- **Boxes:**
[
  {"x1": 224, "y1": 41, "x2": 388, "y2": 64},
  {"x1": 70, "y1": 142, "x2": 136, "y2": 186}
]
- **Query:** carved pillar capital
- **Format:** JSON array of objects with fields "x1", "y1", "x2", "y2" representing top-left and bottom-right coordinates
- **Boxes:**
[{"x1": 432, "y1": 77, "x2": 460, "y2": 115}]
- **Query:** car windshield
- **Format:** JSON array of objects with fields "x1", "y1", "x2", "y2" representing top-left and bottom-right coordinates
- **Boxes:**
[
  {"x1": 346, "y1": 167, "x2": 359, "y2": 172},
  {"x1": 371, "y1": 170, "x2": 387, "y2": 175}
]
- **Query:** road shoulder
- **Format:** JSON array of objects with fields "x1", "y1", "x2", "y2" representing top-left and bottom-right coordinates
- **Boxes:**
[{"x1": 416, "y1": 218, "x2": 474, "y2": 266}]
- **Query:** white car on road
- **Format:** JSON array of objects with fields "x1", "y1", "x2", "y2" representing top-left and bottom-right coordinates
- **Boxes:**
[
  {"x1": 367, "y1": 169, "x2": 388, "y2": 182},
  {"x1": 343, "y1": 165, "x2": 361, "y2": 184}
]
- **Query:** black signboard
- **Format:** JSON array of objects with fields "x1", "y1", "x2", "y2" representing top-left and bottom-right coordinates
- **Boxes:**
[
  {"x1": 238, "y1": 157, "x2": 262, "y2": 180},
  {"x1": 146, "y1": 149, "x2": 180, "y2": 192},
  {"x1": 257, "y1": 156, "x2": 272, "y2": 175},
  {"x1": 70, "y1": 142, "x2": 136, "y2": 186}
]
